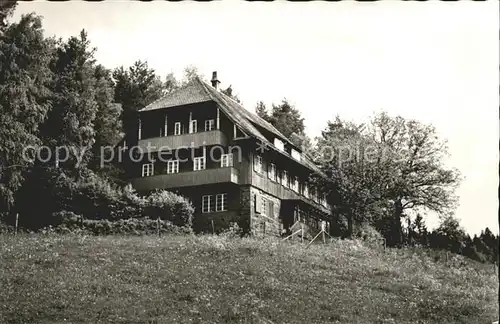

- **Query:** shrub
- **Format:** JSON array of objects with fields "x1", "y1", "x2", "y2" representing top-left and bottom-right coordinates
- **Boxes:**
[
  {"x1": 0, "y1": 221, "x2": 15, "y2": 234},
  {"x1": 355, "y1": 223, "x2": 384, "y2": 247},
  {"x1": 144, "y1": 190, "x2": 194, "y2": 227},
  {"x1": 40, "y1": 217, "x2": 193, "y2": 236},
  {"x1": 219, "y1": 222, "x2": 244, "y2": 238},
  {"x1": 15, "y1": 169, "x2": 194, "y2": 231}
]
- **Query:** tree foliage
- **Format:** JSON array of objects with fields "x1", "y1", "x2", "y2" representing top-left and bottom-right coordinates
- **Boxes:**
[
  {"x1": 0, "y1": 14, "x2": 54, "y2": 211},
  {"x1": 0, "y1": 0, "x2": 17, "y2": 29},
  {"x1": 42, "y1": 30, "x2": 99, "y2": 169},
  {"x1": 254, "y1": 99, "x2": 308, "y2": 147},
  {"x1": 0, "y1": 12, "x2": 496, "y2": 265},
  {"x1": 221, "y1": 85, "x2": 241, "y2": 103},
  {"x1": 113, "y1": 60, "x2": 165, "y2": 143},
  {"x1": 314, "y1": 112, "x2": 461, "y2": 246}
]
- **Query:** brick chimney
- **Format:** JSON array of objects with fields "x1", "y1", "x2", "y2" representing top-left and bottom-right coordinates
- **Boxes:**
[{"x1": 211, "y1": 71, "x2": 220, "y2": 90}]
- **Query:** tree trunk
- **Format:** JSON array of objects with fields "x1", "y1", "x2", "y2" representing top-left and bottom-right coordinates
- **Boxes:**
[
  {"x1": 346, "y1": 212, "x2": 353, "y2": 238},
  {"x1": 391, "y1": 199, "x2": 404, "y2": 247}
]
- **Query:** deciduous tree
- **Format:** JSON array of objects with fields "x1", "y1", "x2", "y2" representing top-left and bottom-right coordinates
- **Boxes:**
[
  {"x1": 0, "y1": 14, "x2": 54, "y2": 212},
  {"x1": 314, "y1": 112, "x2": 461, "y2": 246}
]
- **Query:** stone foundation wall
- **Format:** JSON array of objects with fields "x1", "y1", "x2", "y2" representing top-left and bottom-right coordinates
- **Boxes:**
[{"x1": 248, "y1": 187, "x2": 282, "y2": 237}]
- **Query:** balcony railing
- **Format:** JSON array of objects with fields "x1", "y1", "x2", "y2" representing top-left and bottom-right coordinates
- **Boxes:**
[
  {"x1": 131, "y1": 167, "x2": 239, "y2": 191},
  {"x1": 252, "y1": 173, "x2": 331, "y2": 215},
  {"x1": 138, "y1": 130, "x2": 228, "y2": 152}
]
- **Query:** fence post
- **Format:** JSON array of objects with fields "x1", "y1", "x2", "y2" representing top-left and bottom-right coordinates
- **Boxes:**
[
  {"x1": 157, "y1": 217, "x2": 161, "y2": 237},
  {"x1": 321, "y1": 221, "x2": 326, "y2": 244},
  {"x1": 211, "y1": 220, "x2": 215, "y2": 234},
  {"x1": 301, "y1": 224, "x2": 304, "y2": 243},
  {"x1": 15, "y1": 213, "x2": 18, "y2": 235}
]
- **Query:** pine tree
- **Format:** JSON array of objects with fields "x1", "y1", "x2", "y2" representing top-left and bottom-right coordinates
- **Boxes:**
[
  {"x1": 113, "y1": 60, "x2": 165, "y2": 144},
  {"x1": 42, "y1": 30, "x2": 99, "y2": 170}
]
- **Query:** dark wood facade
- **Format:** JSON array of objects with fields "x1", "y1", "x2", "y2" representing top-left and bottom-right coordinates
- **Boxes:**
[{"x1": 123, "y1": 79, "x2": 333, "y2": 236}]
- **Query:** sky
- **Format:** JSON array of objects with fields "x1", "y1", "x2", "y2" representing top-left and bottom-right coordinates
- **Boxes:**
[{"x1": 13, "y1": 1, "x2": 499, "y2": 235}]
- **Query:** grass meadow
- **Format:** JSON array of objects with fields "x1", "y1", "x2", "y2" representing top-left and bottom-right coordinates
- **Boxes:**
[{"x1": 0, "y1": 234, "x2": 498, "y2": 324}]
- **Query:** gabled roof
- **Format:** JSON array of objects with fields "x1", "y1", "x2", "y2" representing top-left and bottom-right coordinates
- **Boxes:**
[
  {"x1": 138, "y1": 77, "x2": 325, "y2": 177},
  {"x1": 140, "y1": 80, "x2": 212, "y2": 111}
]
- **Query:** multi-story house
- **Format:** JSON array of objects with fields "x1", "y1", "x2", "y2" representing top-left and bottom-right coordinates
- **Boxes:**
[{"x1": 120, "y1": 72, "x2": 333, "y2": 235}]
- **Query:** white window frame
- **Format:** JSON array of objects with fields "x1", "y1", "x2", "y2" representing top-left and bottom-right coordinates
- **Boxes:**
[
  {"x1": 268, "y1": 163, "x2": 276, "y2": 181},
  {"x1": 205, "y1": 119, "x2": 215, "y2": 131},
  {"x1": 141, "y1": 163, "x2": 154, "y2": 177},
  {"x1": 282, "y1": 170, "x2": 289, "y2": 188},
  {"x1": 193, "y1": 156, "x2": 206, "y2": 171},
  {"x1": 202, "y1": 195, "x2": 212, "y2": 213},
  {"x1": 221, "y1": 153, "x2": 233, "y2": 167},
  {"x1": 174, "y1": 122, "x2": 181, "y2": 135},
  {"x1": 254, "y1": 155, "x2": 262, "y2": 173},
  {"x1": 274, "y1": 138, "x2": 284, "y2": 151},
  {"x1": 291, "y1": 149, "x2": 301, "y2": 161},
  {"x1": 216, "y1": 193, "x2": 228, "y2": 212},
  {"x1": 299, "y1": 182, "x2": 305, "y2": 196},
  {"x1": 189, "y1": 120, "x2": 197, "y2": 134},
  {"x1": 292, "y1": 177, "x2": 299, "y2": 192},
  {"x1": 166, "y1": 160, "x2": 179, "y2": 174}
]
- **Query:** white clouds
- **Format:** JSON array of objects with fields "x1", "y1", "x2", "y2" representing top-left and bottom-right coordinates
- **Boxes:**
[{"x1": 14, "y1": 1, "x2": 499, "y2": 234}]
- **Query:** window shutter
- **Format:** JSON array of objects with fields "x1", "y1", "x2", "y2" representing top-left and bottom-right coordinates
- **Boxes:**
[
  {"x1": 255, "y1": 193, "x2": 261, "y2": 214},
  {"x1": 274, "y1": 202, "x2": 280, "y2": 218},
  {"x1": 268, "y1": 200, "x2": 274, "y2": 218}
]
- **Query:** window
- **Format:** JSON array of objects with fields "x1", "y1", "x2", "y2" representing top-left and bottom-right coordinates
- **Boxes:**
[
  {"x1": 292, "y1": 177, "x2": 299, "y2": 192},
  {"x1": 221, "y1": 153, "x2": 233, "y2": 167},
  {"x1": 273, "y1": 201, "x2": 279, "y2": 218},
  {"x1": 202, "y1": 195, "x2": 213, "y2": 213},
  {"x1": 254, "y1": 155, "x2": 262, "y2": 173},
  {"x1": 166, "y1": 160, "x2": 179, "y2": 174},
  {"x1": 261, "y1": 196, "x2": 267, "y2": 216},
  {"x1": 268, "y1": 163, "x2": 276, "y2": 181},
  {"x1": 274, "y1": 138, "x2": 284, "y2": 151},
  {"x1": 276, "y1": 169, "x2": 282, "y2": 184},
  {"x1": 174, "y1": 122, "x2": 181, "y2": 135},
  {"x1": 304, "y1": 185, "x2": 309, "y2": 198},
  {"x1": 319, "y1": 194, "x2": 326, "y2": 207},
  {"x1": 312, "y1": 188, "x2": 319, "y2": 203},
  {"x1": 164, "y1": 115, "x2": 168, "y2": 137},
  {"x1": 282, "y1": 170, "x2": 289, "y2": 188},
  {"x1": 268, "y1": 200, "x2": 274, "y2": 218},
  {"x1": 141, "y1": 163, "x2": 154, "y2": 177},
  {"x1": 216, "y1": 193, "x2": 228, "y2": 211},
  {"x1": 310, "y1": 187, "x2": 317, "y2": 202},
  {"x1": 205, "y1": 119, "x2": 215, "y2": 131},
  {"x1": 189, "y1": 120, "x2": 197, "y2": 134},
  {"x1": 291, "y1": 149, "x2": 301, "y2": 161},
  {"x1": 203, "y1": 194, "x2": 228, "y2": 213},
  {"x1": 193, "y1": 156, "x2": 206, "y2": 171},
  {"x1": 254, "y1": 193, "x2": 262, "y2": 214}
]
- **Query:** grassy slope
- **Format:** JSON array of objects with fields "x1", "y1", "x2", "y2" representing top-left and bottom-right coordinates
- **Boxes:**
[{"x1": 0, "y1": 235, "x2": 498, "y2": 324}]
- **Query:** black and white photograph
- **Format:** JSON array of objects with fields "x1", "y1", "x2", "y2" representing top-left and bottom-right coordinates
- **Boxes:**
[{"x1": 0, "y1": 1, "x2": 498, "y2": 323}]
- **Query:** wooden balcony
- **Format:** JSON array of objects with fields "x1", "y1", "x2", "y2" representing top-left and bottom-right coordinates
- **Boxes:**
[
  {"x1": 131, "y1": 167, "x2": 239, "y2": 191},
  {"x1": 138, "y1": 130, "x2": 228, "y2": 152},
  {"x1": 252, "y1": 173, "x2": 331, "y2": 215}
]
